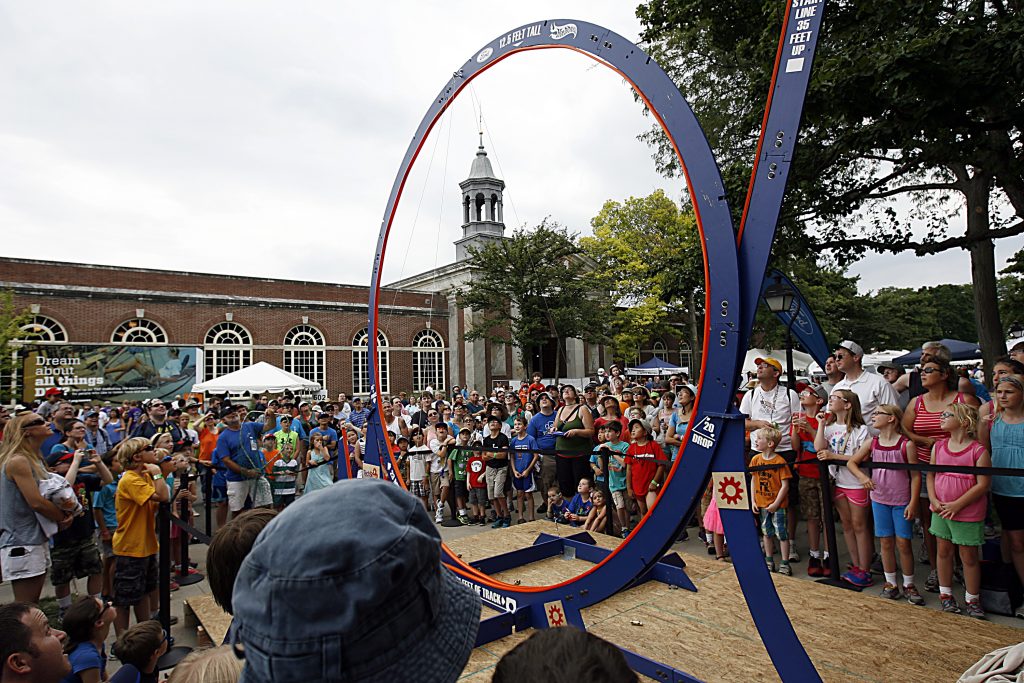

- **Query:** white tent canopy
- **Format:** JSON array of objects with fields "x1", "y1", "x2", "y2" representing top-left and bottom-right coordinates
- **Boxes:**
[
  {"x1": 743, "y1": 348, "x2": 815, "y2": 376},
  {"x1": 192, "y1": 362, "x2": 321, "y2": 394}
]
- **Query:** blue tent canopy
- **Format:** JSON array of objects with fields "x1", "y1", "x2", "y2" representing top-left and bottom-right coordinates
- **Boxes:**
[{"x1": 892, "y1": 339, "x2": 982, "y2": 365}]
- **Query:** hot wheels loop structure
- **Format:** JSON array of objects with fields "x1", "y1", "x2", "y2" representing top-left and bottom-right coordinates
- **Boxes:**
[{"x1": 363, "y1": 5, "x2": 828, "y2": 681}]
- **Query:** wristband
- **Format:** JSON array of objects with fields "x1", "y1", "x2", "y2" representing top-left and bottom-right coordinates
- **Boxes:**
[{"x1": 152, "y1": 474, "x2": 164, "y2": 480}]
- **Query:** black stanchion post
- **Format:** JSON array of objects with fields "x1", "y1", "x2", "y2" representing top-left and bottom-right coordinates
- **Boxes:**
[
  {"x1": 155, "y1": 502, "x2": 191, "y2": 670},
  {"x1": 202, "y1": 463, "x2": 213, "y2": 538},
  {"x1": 815, "y1": 460, "x2": 859, "y2": 591},
  {"x1": 175, "y1": 468, "x2": 204, "y2": 587}
]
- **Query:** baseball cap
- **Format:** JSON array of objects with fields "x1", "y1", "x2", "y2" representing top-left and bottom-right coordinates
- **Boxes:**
[
  {"x1": 812, "y1": 385, "x2": 829, "y2": 402},
  {"x1": 877, "y1": 361, "x2": 900, "y2": 372},
  {"x1": 754, "y1": 357, "x2": 783, "y2": 373},
  {"x1": 837, "y1": 340, "x2": 864, "y2": 357},
  {"x1": 231, "y1": 479, "x2": 480, "y2": 682},
  {"x1": 44, "y1": 387, "x2": 63, "y2": 397},
  {"x1": 628, "y1": 418, "x2": 652, "y2": 434}
]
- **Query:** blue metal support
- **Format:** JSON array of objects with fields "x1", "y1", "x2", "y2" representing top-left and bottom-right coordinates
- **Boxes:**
[{"x1": 365, "y1": 4, "x2": 831, "y2": 679}]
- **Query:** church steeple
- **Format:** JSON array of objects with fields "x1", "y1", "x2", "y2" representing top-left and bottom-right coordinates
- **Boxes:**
[{"x1": 455, "y1": 128, "x2": 506, "y2": 261}]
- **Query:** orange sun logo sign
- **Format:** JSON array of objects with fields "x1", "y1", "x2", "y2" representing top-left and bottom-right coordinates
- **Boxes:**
[
  {"x1": 544, "y1": 600, "x2": 567, "y2": 628},
  {"x1": 712, "y1": 472, "x2": 748, "y2": 510}
]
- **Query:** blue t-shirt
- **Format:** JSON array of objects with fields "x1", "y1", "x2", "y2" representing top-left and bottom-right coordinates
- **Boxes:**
[
  {"x1": 62, "y1": 641, "x2": 105, "y2": 683},
  {"x1": 527, "y1": 412, "x2": 557, "y2": 451},
  {"x1": 212, "y1": 423, "x2": 267, "y2": 483},
  {"x1": 309, "y1": 427, "x2": 339, "y2": 454},
  {"x1": 108, "y1": 663, "x2": 157, "y2": 683},
  {"x1": 565, "y1": 493, "x2": 593, "y2": 527},
  {"x1": 93, "y1": 477, "x2": 119, "y2": 531},
  {"x1": 510, "y1": 435, "x2": 538, "y2": 474},
  {"x1": 549, "y1": 498, "x2": 570, "y2": 524}
]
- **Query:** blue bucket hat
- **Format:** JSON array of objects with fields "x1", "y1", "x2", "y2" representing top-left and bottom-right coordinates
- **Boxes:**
[{"x1": 231, "y1": 478, "x2": 481, "y2": 682}]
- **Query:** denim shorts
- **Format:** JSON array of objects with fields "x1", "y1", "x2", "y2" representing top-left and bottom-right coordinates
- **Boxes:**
[
  {"x1": 759, "y1": 508, "x2": 789, "y2": 540},
  {"x1": 871, "y1": 501, "x2": 914, "y2": 540}
]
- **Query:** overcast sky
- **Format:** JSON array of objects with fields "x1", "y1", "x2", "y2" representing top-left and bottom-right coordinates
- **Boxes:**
[{"x1": 2, "y1": 2, "x2": 1020, "y2": 295}]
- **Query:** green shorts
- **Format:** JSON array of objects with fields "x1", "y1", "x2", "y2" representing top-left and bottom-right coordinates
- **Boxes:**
[
  {"x1": 929, "y1": 515, "x2": 984, "y2": 547},
  {"x1": 50, "y1": 536, "x2": 103, "y2": 586}
]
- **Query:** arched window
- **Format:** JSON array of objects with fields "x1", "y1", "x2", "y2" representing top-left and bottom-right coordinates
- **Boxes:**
[
  {"x1": 679, "y1": 342, "x2": 693, "y2": 373},
  {"x1": 283, "y1": 325, "x2": 325, "y2": 389},
  {"x1": 412, "y1": 330, "x2": 445, "y2": 393},
  {"x1": 652, "y1": 340, "x2": 668, "y2": 361},
  {"x1": 352, "y1": 328, "x2": 388, "y2": 396},
  {"x1": 111, "y1": 319, "x2": 167, "y2": 345},
  {"x1": 17, "y1": 315, "x2": 67, "y2": 343},
  {"x1": 204, "y1": 322, "x2": 252, "y2": 379}
]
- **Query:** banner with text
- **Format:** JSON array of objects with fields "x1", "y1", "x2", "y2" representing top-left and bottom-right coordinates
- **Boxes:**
[{"x1": 22, "y1": 345, "x2": 199, "y2": 403}]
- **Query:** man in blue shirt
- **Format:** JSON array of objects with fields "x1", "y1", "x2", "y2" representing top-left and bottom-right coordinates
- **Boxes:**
[
  {"x1": 309, "y1": 411, "x2": 339, "y2": 460},
  {"x1": 348, "y1": 398, "x2": 370, "y2": 429},
  {"x1": 527, "y1": 392, "x2": 558, "y2": 513},
  {"x1": 213, "y1": 408, "x2": 275, "y2": 519}
]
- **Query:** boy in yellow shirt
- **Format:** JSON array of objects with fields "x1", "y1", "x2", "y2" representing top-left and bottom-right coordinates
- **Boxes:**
[{"x1": 112, "y1": 437, "x2": 171, "y2": 634}]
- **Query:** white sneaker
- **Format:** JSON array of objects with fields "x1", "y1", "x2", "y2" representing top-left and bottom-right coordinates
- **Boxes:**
[
  {"x1": 434, "y1": 511, "x2": 443, "y2": 523},
  {"x1": 436, "y1": 500, "x2": 444, "y2": 511}
]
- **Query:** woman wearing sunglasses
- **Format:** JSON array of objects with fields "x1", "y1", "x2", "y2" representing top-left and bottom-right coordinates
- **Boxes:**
[
  {"x1": 61, "y1": 595, "x2": 116, "y2": 683},
  {"x1": 0, "y1": 413, "x2": 74, "y2": 604}
]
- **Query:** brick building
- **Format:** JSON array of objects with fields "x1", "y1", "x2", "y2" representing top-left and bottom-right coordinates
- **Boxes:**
[{"x1": 3, "y1": 143, "x2": 693, "y2": 401}]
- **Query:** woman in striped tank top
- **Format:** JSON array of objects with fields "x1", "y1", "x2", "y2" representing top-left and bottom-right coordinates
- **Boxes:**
[{"x1": 903, "y1": 359, "x2": 979, "y2": 592}]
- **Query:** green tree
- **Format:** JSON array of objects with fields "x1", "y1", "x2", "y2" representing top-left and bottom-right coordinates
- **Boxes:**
[
  {"x1": 0, "y1": 291, "x2": 31, "y2": 403},
  {"x1": 580, "y1": 190, "x2": 704, "y2": 362},
  {"x1": 637, "y1": 0, "x2": 1024, "y2": 377},
  {"x1": 999, "y1": 247, "x2": 1024, "y2": 332},
  {"x1": 450, "y1": 220, "x2": 611, "y2": 377}
]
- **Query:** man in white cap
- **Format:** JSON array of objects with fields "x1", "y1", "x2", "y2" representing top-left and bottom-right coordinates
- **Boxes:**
[{"x1": 833, "y1": 340, "x2": 899, "y2": 429}]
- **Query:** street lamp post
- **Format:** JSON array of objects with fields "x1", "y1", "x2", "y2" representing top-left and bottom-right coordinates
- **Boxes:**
[{"x1": 763, "y1": 277, "x2": 801, "y2": 388}]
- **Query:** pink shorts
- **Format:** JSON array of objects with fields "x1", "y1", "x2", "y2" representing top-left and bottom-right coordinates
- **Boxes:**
[{"x1": 834, "y1": 486, "x2": 869, "y2": 508}]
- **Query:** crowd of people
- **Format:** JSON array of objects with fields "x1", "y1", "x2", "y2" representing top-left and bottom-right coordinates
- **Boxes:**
[{"x1": 2, "y1": 338, "x2": 1024, "y2": 681}]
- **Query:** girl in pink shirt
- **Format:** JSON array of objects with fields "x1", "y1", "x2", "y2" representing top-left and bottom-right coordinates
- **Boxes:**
[{"x1": 927, "y1": 403, "x2": 991, "y2": 618}]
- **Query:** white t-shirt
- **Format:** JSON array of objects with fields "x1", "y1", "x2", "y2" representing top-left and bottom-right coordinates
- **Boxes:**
[
  {"x1": 823, "y1": 423, "x2": 871, "y2": 489},
  {"x1": 428, "y1": 438, "x2": 451, "y2": 474},
  {"x1": 407, "y1": 445, "x2": 431, "y2": 481},
  {"x1": 834, "y1": 370, "x2": 900, "y2": 431},
  {"x1": 739, "y1": 383, "x2": 801, "y2": 452}
]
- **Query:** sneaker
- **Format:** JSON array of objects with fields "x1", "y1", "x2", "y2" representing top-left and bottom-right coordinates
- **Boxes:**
[
  {"x1": 169, "y1": 580, "x2": 180, "y2": 592},
  {"x1": 904, "y1": 584, "x2": 925, "y2": 606},
  {"x1": 476, "y1": 517, "x2": 487, "y2": 526},
  {"x1": 517, "y1": 518, "x2": 526, "y2": 525},
  {"x1": 436, "y1": 500, "x2": 444, "y2": 512},
  {"x1": 964, "y1": 599, "x2": 986, "y2": 620},
  {"x1": 621, "y1": 528, "x2": 630, "y2": 539},
  {"x1": 924, "y1": 569, "x2": 939, "y2": 593},
  {"x1": 501, "y1": 517, "x2": 511, "y2": 528},
  {"x1": 707, "y1": 545, "x2": 717, "y2": 555},
  {"x1": 491, "y1": 517, "x2": 503, "y2": 529},
  {"x1": 434, "y1": 511, "x2": 443, "y2": 523},
  {"x1": 788, "y1": 545, "x2": 801, "y2": 563},
  {"x1": 880, "y1": 583, "x2": 902, "y2": 600},
  {"x1": 778, "y1": 562, "x2": 793, "y2": 576},
  {"x1": 766, "y1": 557, "x2": 776, "y2": 573},
  {"x1": 940, "y1": 594, "x2": 961, "y2": 614},
  {"x1": 458, "y1": 515, "x2": 470, "y2": 525},
  {"x1": 821, "y1": 560, "x2": 832, "y2": 578},
  {"x1": 807, "y1": 557, "x2": 823, "y2": 577},
  {"x1": 841, "y1": 568, "x2": 872, "y2": 588},
  {"x1": 1014, "y1": 606, "x2": 1024, "y2": 619}
]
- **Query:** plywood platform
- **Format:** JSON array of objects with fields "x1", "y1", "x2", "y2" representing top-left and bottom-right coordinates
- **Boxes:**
[
  {"x1": 183, "y1": 594, "x2": 232, "y2": 646},
  {"x1": 454, "y1": 521, "x2": 1024, "y2": 682}
]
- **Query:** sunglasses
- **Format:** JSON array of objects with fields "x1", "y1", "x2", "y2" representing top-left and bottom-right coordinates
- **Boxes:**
[
  {"x1": 141, "y1": 445, "x2": 155, "y2": 452},
  {"x1": 940, "y1": 411, "x2": 956, "y2": 419},
  {"x1": 920, "y1": 367, "x2": 944, "y2": 374},
  {"x1": 22, "y1": 419, "x2": 46, "y2": 429}
]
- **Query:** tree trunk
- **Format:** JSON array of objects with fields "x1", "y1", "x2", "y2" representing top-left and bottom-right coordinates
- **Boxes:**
[
  {"x1": 965, "y1": 173, "x2": 1003, "y2": 383},
  {"x1": 689, "y1": 290, "x2": 702, "y2": 381}
]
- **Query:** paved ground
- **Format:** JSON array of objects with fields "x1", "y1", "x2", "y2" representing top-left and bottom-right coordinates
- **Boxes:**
[{"x1": 3, "y1": 497, "x2": 1020, "y2": 676}]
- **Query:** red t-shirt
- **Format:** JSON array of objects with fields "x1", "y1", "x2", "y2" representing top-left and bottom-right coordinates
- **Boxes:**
[
  {"x1": 627, "y1": 440, "x2": 665, "y2": 496},
  {"x1": 792, "y1": 415, "x2": 820, "y2": 479},
  {"x1": 467, "y1": 456, "x2": 486, "y2": 489}
]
